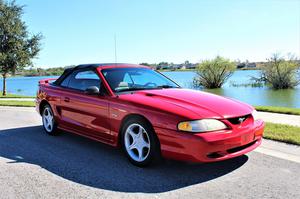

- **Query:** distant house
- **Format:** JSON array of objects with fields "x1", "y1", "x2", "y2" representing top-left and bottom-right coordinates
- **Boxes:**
[
  {"x1": 181, "y1": 63, "x2": 196, "y2": 69},
  {"x1": 172, "y1": 65, "x2": 181, "y2": 69},
  {"x1": 236, "y1": 62, "x2": 256, "y2": 69},
  {"x1": 188, "y1": 64, "x2": 197, "y2": 69},
  {"x1": 247, "y1": 63, "x2": 256, "y2": 68},
  {"x1": 161, "y1": 65, "x2": 169, "y2": 70},
  {"x1": 155, "y1": 62, "x2": 198, "y2": 70},
  {"x1": 237, "y1": 63, "x2": 246, "y2": 69}
]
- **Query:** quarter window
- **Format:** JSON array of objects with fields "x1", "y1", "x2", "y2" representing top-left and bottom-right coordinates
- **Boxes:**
[
  {"x1": 64, "y1": 70, "x2": 101, "y2": 91},
  {"x1": 60, "y1": 75, "x2": 71, "y2": 87}
]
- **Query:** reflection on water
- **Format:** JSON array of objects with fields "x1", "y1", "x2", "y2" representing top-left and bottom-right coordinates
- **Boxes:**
[
  {"x1": 204, "y1": 87, "x2": 298, "y2": 108},
  {"x1": 256, "y1": 88, "x2": 297, "y2": 107},
  {"x1": 0, "y1": 71, "x2": 300, "y2": 108},
  {"x1": 163, "y1": 71, "x2": 300, "y2": 108},
  {"x1": 203, "y1": 88, "x2": 225, "y2": 96}
]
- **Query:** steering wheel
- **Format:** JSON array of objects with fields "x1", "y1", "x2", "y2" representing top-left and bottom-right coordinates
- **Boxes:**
[{"x1": 143, "y1": 82, "x2": 157, "y2": 88}]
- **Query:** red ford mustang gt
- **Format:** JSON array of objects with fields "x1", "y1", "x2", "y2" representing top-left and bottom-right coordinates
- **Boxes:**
[{"x1": 36, "y1": 63, "x2": 264, "y2": 166}]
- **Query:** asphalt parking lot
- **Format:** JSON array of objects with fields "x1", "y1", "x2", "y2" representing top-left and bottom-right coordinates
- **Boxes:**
[{"x1": 0, "y1": 106, "x2": 300, "y2": 199}]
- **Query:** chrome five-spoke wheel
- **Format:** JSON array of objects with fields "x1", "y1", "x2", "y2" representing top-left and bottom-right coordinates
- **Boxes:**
[
  {"x1": 42, "y1": 105, "x2": 58, "y2": 135},
  {"x1": 122, "y1": 117, "x2": 161, "y2": 167},
  {"x1": 124, "y1": 123, "x2": 151, "y2": 162}
]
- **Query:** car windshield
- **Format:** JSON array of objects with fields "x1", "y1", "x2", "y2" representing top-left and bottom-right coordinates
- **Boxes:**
[{"x1": 102, "y1": 68, "x2": 180, "y2": 92}]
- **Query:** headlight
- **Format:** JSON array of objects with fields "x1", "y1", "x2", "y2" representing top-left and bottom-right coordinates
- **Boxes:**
[
  {"x1": 252, "y1": 110, "x2": 259, "y2": 121},
  {"x1": 178, "y1": 119, "x2": 227, "y2": 132}
]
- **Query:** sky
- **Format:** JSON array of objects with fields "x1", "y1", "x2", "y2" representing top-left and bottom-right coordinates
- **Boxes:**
[{"x1": 18, "y1": 0, "x2": 300, "y2": 68}]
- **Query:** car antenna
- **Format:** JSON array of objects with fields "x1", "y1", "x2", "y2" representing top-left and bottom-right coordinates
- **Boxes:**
[{"x1": 114, "y1": 33, "x2": 117, "y2": 65}]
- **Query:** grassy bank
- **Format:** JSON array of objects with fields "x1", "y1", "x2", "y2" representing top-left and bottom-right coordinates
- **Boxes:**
[
  {"x1": 264, "y1": 122, "x2": 300, "y2": 145},
  {"x1": 0, "y1": 93, "x2": 34, "y2": 98},
  {"x1": 0, "y1": 100, "x2": 35, "y2": 107},
  {"x1": 254, "y1": 106, "x2": 300, "y2": 115}
]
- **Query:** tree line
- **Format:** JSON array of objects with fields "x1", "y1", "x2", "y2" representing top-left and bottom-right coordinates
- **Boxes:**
[{"x1": 19, "y1": 66, "x2": 72, "y2": 77}]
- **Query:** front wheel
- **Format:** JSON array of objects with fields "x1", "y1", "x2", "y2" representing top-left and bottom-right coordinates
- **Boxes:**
[
  {"x1": 42, "y1": 104, "x2": 59, "y2": 135},
  {"x1": 121, "y1": 117, "x2": 161, "y2": 167}
]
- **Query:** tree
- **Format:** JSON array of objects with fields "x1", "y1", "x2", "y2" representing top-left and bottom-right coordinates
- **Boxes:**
[
  {"x1": 139, "y1": 63, "x2": 150, "y2": 66},
  {"x1": 0, "y1": 0, "x2": 42, "y2": 95},
  {"x1": 255, "y1": 53, "x2": 300, "y2": 89},
  {"x1": 193, "y1": 56, "x2": 235, "y2": 88},
  {"x1": 158, "y1": 62, "x2": 168, "y2": 66},
  {"x1": 184, "y1": 60, "x2": 190, "y2": 65}
]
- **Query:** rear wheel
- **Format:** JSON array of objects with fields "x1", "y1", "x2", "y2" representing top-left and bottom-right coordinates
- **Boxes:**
[
  {"x1": 121, "y1": 117, "x2": 161, "y2": 167},
  {"x1": 42, "y1": 104, "x2": 59, "y2": 135}
]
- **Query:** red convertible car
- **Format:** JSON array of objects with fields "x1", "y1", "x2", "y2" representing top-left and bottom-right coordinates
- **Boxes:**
[{"x1": 36, "y1": 63, "x2": 264, "y2": 166}]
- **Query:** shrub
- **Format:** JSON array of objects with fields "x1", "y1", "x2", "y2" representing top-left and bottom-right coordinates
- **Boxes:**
[
  {"x1": 257, "y1": 54, "x2": 300, "y2": 89},
  {"x1": 193, "y1": 56, "x2": 235, "y2": 88}
]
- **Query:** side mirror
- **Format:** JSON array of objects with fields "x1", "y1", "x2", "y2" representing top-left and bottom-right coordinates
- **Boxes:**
[{"x1": 85, "y1": 86, "x2": 100, "y2": 95}]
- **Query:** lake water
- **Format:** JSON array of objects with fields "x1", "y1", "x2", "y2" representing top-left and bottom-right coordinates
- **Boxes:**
[{"x1": 1, "y1": 70, "x2": 300, "y2": 108}]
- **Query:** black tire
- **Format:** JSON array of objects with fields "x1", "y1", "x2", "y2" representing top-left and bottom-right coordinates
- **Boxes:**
[
  {"x1": 121, "y1": 116, "x2": 161, "y2": 167},
  {"x1": 41, "y1": 104, "x2": 59, "y2": 136}
]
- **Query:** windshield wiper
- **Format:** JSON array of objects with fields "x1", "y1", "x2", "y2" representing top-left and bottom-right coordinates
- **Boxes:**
[
  {"x1": 115, "y1": 85, "x2": 178, "y2": 93},
  {"x1": 156, "y1": 85, "x2": 177, "y2": 88},
  {"x1": 115, "y1": 87, "x2": 149, "y2": 93}
]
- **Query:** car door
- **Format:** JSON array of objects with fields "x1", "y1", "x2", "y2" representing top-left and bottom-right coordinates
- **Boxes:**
[{"x1": 58, "y1": 69, "x2": 113, "y2": 144}]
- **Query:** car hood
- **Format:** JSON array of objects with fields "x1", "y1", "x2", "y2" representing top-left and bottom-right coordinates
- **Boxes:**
[{"x1": 120, "y1": 88, "x2": 253, "y2": 119}]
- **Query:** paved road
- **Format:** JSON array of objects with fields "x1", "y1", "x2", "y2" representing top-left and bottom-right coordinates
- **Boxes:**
[{"x1": 0, "y1": 107, "x2": 300, "y2": 199}]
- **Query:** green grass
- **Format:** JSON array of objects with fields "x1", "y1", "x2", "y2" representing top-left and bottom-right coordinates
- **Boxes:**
[
  {"x1": 264, "y1": 122, "x2": 300, "y2": 145},
  {"x1": 255, "y1": 106, "x2": 300, "y2": 116},
  {"x1": 0, "y1": 100, "x2": 35, "y2": 107},
  {"x1": 0, "y1": 93, "x2": 34, "y2": 98}
]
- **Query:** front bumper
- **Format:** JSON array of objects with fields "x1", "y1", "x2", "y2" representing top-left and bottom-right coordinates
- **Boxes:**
[{"x1": 154, "y1": 119, "x2": 264, "y2": 163}]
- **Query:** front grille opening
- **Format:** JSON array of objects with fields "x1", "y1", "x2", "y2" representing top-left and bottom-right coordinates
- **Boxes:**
[
  {"x1": 207, "y1": 152, "x2": 225, "y2": 159},
  {"x1": 207, "y1": 140, "x2": 257, "y2": 159},
  {"x1": 227, "y1": 140, "x2": 256, "y2": 154},
  {"x1": 228, "y1": 114, "x2": 250, "y2": 125}
]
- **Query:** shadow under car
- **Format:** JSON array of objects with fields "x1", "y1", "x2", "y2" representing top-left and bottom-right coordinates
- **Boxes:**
[{"x1": 0, "y1": 126, "x2": 248, "y2": 193}]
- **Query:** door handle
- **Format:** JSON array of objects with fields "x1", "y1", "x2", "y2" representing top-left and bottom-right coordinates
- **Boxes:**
[{"x1": 64, "y1": 97, "x2": 70, "y2": 102}]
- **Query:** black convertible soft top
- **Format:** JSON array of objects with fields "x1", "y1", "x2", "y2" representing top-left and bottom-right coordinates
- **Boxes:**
[
  {"x1": 52, "y1": 67, "x2": 74, "y2": 85},
  {"x1": 53, "y1": 63, "x2": 124, "y2": 85}
]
